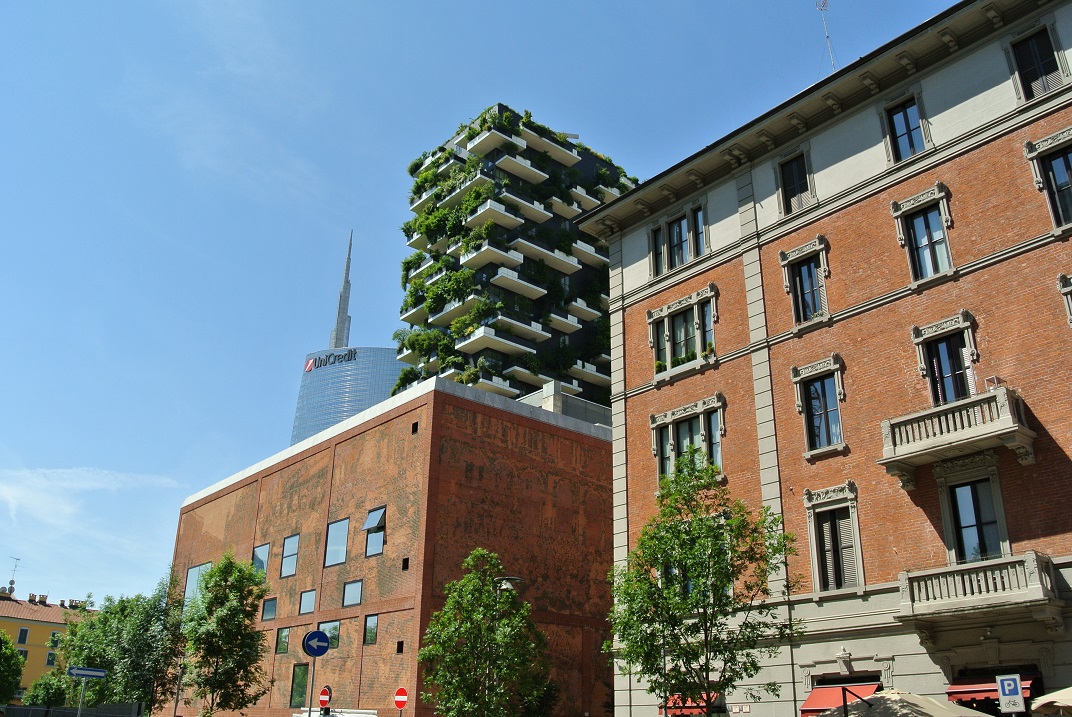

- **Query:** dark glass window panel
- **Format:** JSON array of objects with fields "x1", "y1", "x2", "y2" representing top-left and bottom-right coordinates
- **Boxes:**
[
  {"x1": 1013, "y1": 30, "x2": 1060, "y2": 101},
  {"x1": 804, "y1": 374, "x2": 842, "y2": 450},
  {"x1": 888, "y1": 99, "x2": 925, "y2": 161},
  {"x1": 925, "y1": 334, "x2": 970, "y2": 405},
  {"x1": 781, "y1": 155, "x2": 811, "y2": 213},
  {"x1": 791, "y1": 256, "x2": 822, "y2": 323},
  {"x1": 290, "y1": 664, "x2": 309, "y2": 708},
  {"x1": 951, "y1": 479, "x2": 1001, "y2": 562},
  {"x1": 669, "y1": 216, "x2": 689, "y2": 268},
  {"x1": 262, "y1": 598, "x2": 277, "y2": 621},
  {"x1": 906, "y1": 206, "x2": 951, "y2": 280},
  {"x1": 1044, "y1": 149, "x2": 1072, "y2": 225}
]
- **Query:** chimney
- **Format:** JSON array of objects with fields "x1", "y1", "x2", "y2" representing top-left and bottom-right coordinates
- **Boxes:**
[
  {"x1": 28, "y1": 593, "x2": 36, "y2": 602},
  {"x1": 38, "y1": 595, "x2": 47, "y2": 605},
  {"x1": 60, "y1": 599, "x2": 66, "y2": 607}
]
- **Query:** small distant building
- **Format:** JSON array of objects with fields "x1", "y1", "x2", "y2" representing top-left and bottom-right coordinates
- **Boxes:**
[
  {"x1": 0, "y1": 590, "x2": 84, "y2": 702},
  {"x1": 291, "y1": 236, "x2": 406, "y2": 445}
]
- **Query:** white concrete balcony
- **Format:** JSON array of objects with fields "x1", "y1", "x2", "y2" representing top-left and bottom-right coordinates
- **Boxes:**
[
  {"x1": 493, "y1": 313, "x2": 551, "y2": 343},
  {"x1": 495, "y1": 154, "x2": 548, "y2": 184},
  {"x1": 465, "y1": 200, "x2": 524, "y2": 230},
  {"x1": 438, "y1": 169, "x2": 495, "y2": 210},
  {"x1": 455, "y1": 326, "x2": 536, "y2": 356},
  {"x1": 502, "y1": 365, "x2": 582, "y2": 395},
  {"x1": 518, "y1": 124, "x2": 581, "y2": 166},
  {"x1": 572, "y1": 239, "x2": 609, "y2": 268},
  {"x1": 547, "y1": 195, "x2": 581, "y2": 218},
  {"x1": 471, "y1": 374, "x2": 521, "y2": 398},
  {"x1": 406, "y1": 255, "x2": 437, "y2": 283},
  {"x1": 567, "y1": 360, "x2": 611, "y2": 387},
  {"x1": 405, "y1": 232, "x2": 428, "y2": 251},
  {"x1": 508, "y1": 237, "x2": 581, "y2": 275},
  {"x1": 597, "y1": 184, "x2": 621, "y2": 202},
  {"x1": 427, "y1": 293, "x2": 481, "y2": 327},
  {"x1": 569, "y1": 185, "x2": 602, "y2": 210},
  {"x1": 466, "y1": 128, "x2": 526, "y2": 156},
  {"x1": 487, "y1": 267, "x2": 547, "y2": 300},
  {"x1": 501, "y1": 190, "x2": 553, "y2": 223},
  {"x1": 409, "y1": 187, "x2": 437, "y2": 214},
  {"x1": 897, "y1": 551, "x2": 1064, "y2": 633},
  {"x1": 545, "y1": 310, "x2": 581, "y2": 334},
  {"x1": 396, "y1": 345, "x2": 418, "y2": 366},
  {"x1": 566, "y1": 298, "x2": 601, "y2": 321},
  {"x1": 460, "y1": 242, "x2": 523, "y2": 270},
  {"x1": 878, "y1": 387, "x2": 1036, "y2": 489},
  {"x1": 399, "y1": 302, "x2": 428, "y2": 326}
]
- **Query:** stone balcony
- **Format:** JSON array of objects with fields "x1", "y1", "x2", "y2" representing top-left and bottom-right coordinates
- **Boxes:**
[
  {"x1": 897, "y1": 551, "x2": 1064, "y2": 635},
  {"x1": 878, "y1": 386, "x2": 1036, "y2": 489}
]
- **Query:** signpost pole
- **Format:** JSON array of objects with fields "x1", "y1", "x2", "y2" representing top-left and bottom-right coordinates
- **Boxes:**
[
  {"x1": 307, "y1": 657, "x2": 317, "y2": 717},
  {"x1": 76, "y1": 677, "x2": 87, "y2": 717}
]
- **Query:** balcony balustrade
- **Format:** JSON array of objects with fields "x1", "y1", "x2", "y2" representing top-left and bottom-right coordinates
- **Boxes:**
[
  {"x1": 508, "y1": 237, "x2": 581, "y2": 275},
  {"x1": 572, "y1": 239, "x2": 609, "y2": 268},
  {"x1": 465, "y1": 200, "x2": 524, "y2": 230},
  {"x1": 495, "y1": 154, "x2": 549, "y2": 184},
  {"x1": 460, "y1": 242, "x2": 524, "y2": 270},
  {"x1": 547, "y1": 195, "x2": 582, "y2": 218},
  {"x1": 455, "y1": 326, "x2": 537, "y2": 356},
  {"x1": 518, "y1": 124, "x2": 581, "y2": 166},
  {"x1": 466, "y1": 128, "x2": 527, "y2": 156},
  {"x1": 567, "y1": 360, "x2": 611, "y2": 387}
]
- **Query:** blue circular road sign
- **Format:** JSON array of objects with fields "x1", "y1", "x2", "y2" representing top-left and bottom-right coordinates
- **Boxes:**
[{"x1": 302, "y1": 629, "x2": 330, "y2": 657}]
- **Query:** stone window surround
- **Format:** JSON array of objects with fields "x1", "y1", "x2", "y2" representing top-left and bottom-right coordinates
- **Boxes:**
[
  {"x1": 1000, "y1": 14, "x2": 1070, "y2": 106},
  {"x1": 647, "y1": 282, "x2": 720, "y2": 384},
  {"x1": 774, "y1": 141, "x2": 816, "y2": 218},
  {"x1": 778, "y1": 233, "x2": 831, "y2": 330},
  {"x1": 1059, "y1": 273, "x2": 1072, "y2": 328},
  {"x1": 802, "y1": 480, "x2": 865, "y2": 597},
  {"x1": 647, "y1": 196, "x2": 710, "y2": 278},
  {"x1": 933, "y1": 450, "x2": 1011, "y2": 565},
  {"x1": 910, "y1": 309, "x2": 978, "y2": 380},
  {"x1": 890, "y1": 181, "x2": 955, "y2": 286},
  {"x1": 790, "y1": 352, "x2": 847, "y2": 460},
  {"x1": 877, "y1": 83, "x2": 934, "y2": 166},
  {"x1": 1024, "y1": 123, "x2": 1072, "y2": 228},
  {"x1": 650, "y1": 392, "x2": 726, "y2": 476}
]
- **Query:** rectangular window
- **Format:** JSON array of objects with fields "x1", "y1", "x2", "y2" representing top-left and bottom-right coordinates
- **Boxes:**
[
  {"x1": 950, "y1": 479, "x2": 1002, "y2": 562},
  {"x1": 16, "y1": 628, "x2": 28, "y2": 645},
  {"x1": 668, "y1": 215, "x2": 689, "y2": 269},
  {"x1": 276, "y1": 627, "x2": 290, "y2": 654},
  {"x1": 17, "y1": 649, "x2": 27, "y2": 661},
  {"x1": 45, "y1": 651, "x2": 57, "y2": 667},
  {"x1": 49, "y1": 631, "x2": 61, "y2": 648},
  {"x1": 299, "y1": 589, "x2": 316, "y2": 614},
  {"x1": 252, "y1": 543, "x2": 269, "y2": 575},
  {"x1": 281, "y1": 534, "x2": 299, "y2": 578},
  {"x1": 262, "y1": 597, "x2": 277, "y2": 621},
  {"x1": 652, "y1": 227, "x2": 665, "y2": 276},
  {"x1": 925, "y1": 334, "x2": 970, "y2": 405},
  {"x1": 654, "y1": 324, "x2": 667, "y2": 371},
  {"x1": 656, "y1": 426, "x2": 671, "y2": 477},
  {"x1": 184, "y1": 562, "x2": 212, "y2": 606},
  {"x1": 342, "y1": 579, "x2": 363, "y2": 607},
  {"x1": 317, "y1": 620, "x2": 341, "y2": 649},
  {"x1": 804, "y1": 374, "x2": 843, "y2": 450},
  {"x1": 364, "y1": 507, "x2": 386, "y2": 557},
  {"x1": 670, "y1": 311, "x2": 696, "y2": 364},
  {"x1": 888, "y1": 99, "x2": 925, "y2": 162},
  {"x1": 364, "y1": 614, "x2": 379, "y2": 645},
  {"x1": 1043, "y1": 148, "x2": 1072, "y2": 226},
  {"x1": 780, "y1": 154, "x2": 812, "y2": 214},
  {"x1": 700, "y1": 302, "x2": 714, "y2": 355},
  {"x1": 791, "y1": 255, "x2": 823, "y2": 323},
  {"x1": 905, "y1": 206, "x2": 951, "y2": 280},
  {"x1": 1013, "y1": 29, "x2": 1061, "y2": 101},
  {"x1": 290, "y1": 664, "x2": 309, "y2": 708},
  {"x1": 815, "y1": 507, "x2": 857, "y2": 591},
  {"x1": 324, "y1": 518, "x2": 350, "y2": 567},
  {"x1": 674, "y1": 416, "x2": 702, "y2": 464},
  {"x1": 654, "y1": 400, "x2": 725, "y2": 478},
  {"x1": 692, "y1": 207, "x2": 706, "y2": 258},
  {"x1": 707, "y1": 410, "x2": 722, "y2": 471}
]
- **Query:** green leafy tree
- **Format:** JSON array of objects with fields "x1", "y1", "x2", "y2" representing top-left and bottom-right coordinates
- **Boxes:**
[
  {"x1": 0, "y1": 630, "x2": 24, "y2": 704},
  {"x1": 419, "y1": 548, "x2": 557, "y2": 717},
  {"x1": 60, "y1": 576, "x2": 185, "y2": 711},
  {"x1": 24, "y1": 669, "x2": 68, "y2": 708},
  {"x1": 182, "y1": 553, "x2": 271, "y2": 717},
  {"x1": 607, "y1": 449, "x2": 800, "y2": 716}
]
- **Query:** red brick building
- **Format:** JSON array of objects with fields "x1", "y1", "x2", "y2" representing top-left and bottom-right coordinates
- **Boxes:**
[
  {"x1": 173, "y1": 379, "x2": 612, "y2": 717},
  {"x1": 581, "y1": 1, "x2": 1072, "y2": 715}
]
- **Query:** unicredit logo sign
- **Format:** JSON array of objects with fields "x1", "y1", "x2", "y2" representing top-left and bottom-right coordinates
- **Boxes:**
[{"x1": 305, "y1": 349, "x2": 358, "y2": 372}]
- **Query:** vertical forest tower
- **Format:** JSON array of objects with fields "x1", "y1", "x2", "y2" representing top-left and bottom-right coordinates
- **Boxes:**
[{"x1": 394, "y1": 104, "x2": 633, "y2": 405}]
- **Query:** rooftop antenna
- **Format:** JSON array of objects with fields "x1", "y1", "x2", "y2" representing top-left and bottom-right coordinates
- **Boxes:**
[
  {"x1": 817, "y1": 0, "x2": 838, "y2": 72},
  {"x1": 9, "y1": 557, "x2": 19, "y2": 582}
]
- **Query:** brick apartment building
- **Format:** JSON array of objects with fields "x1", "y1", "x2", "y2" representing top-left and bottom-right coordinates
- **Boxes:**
[
  {"x1": 581, "y1": 0, "x2": 1072, "y2": 715},
  {"x1": 172, "y1": 379, "x2": 612, "y2": 717}
]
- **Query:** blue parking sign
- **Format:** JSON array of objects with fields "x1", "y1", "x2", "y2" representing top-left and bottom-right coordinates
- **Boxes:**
[{"x1": 997, "y1": 674, "x2": 1023, "y2": 714}]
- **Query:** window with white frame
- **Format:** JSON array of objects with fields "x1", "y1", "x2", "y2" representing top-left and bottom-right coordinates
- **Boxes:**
[
  {"x1": 803, "y1": 480, "x2": 863, "y2": 593},
  {"x1": 891, "y1": 181, "x2": 954, "y2": 283},
  {"x1": 1024, "y1": 125, "x2": 1072, "y2": 228},
  {"x1": 911, "y1": 310, "x2": 978, "y2": 406},
  {"x1": 647, "y1": 283, "x2": 718, "y2": 377},
  {"x1": 934, "y1": 451, "x2": 1010, "y2": 564},
  {"x1": 779, "y1": 235, "x2": 830, "y2": 325},
  {"x1": 791, "y1": 353, "x2": 846, "y2": 458},
  {"x1": 649, "y1": 202, "x2": 708, "y2": 277},
  {"x1": 1059, "y1": 274, "x2": 1072, "y2": 328},
  {"x1": 779, "y1": 152, "x2": 814, "y2": 215},
  {"x1": 1005, "y1": 22, "x2": 1067, "y2": 102},
  {"x1": 650, "y1": 393, "x2": 726, "y2": 477}
]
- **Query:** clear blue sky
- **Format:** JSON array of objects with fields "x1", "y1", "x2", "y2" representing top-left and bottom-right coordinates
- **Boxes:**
[{"x1": 0, "y1": 0, "x2": 944, "y2": 603}]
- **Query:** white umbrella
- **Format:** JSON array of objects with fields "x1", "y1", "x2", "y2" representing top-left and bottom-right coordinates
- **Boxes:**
[
  {"x1": 1032, "y1": 685, "x2": 1072, "y2": 715},
  {"x1": 814, "y1": 690, "x2": 993, "y2": 717}
]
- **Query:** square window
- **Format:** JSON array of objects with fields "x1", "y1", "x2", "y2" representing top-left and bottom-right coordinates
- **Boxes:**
[
  {"x1": 905, "y1": 206, "x2": 951, "y2": 281},
  {"x1": 262, "y1": 598, "x2": 277, "y2": 621},
  {"x1": 780, "y1": 154, "x2": 812, "y2": 214},
  {"x1": 649, "y1": 285, "x2": 718, "y2": 378},
  {"x1": 1013, "y1": 29, "x2": 1061, "y2": 101},
  {"x1": 16, "y1": 628, "x2": 28, "y2": 645},
  {"x1": 815, "y1": 507, "x2": 857, "y2": 591},
  {"x1": 887, "y1": 98, "x2": 925, "y2": 162},
  {"x1": 364, "y1": 614, "x2": 379, "y2": 645},
  {"x1": 652, "y1": 394, "x2": 726, "y2": 478},
  {"x1": 252, "y1": 543, "x2": 269, "y2": 576},
  {"x1": 342, "y1": 579, "x2": 363, "y2": 607},
  {"x1": 45, "y1": 651, "x2": 57, "y2": 667},
  {"x1": 281, "y1": 534, "x2": 299, "y2": 578},
  {"x1": 299, "y1": 589, "x2": 316, "y2": 614},
  {"x1": 276, "y1": 627, "x2": 290, "y2": 654},
  {"x1": 317, "y1": 620, "x2": 341, "y2": 649},
  {"x1": 290, "y1": 664, "x2": 309, "y2": 708},
  {"x1": 803, "y1": 374, "x2": 843, "y2": 451},
  {"x1": 324, "y1": 518, "x2": 350, "y2": 567},
  {"x1": 363, "y1": 507, "x2": 386, "y2": 557}
]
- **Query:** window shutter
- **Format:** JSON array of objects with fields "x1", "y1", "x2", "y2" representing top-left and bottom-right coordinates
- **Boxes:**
[
  {"x1": 819, "y1": 513, "x2": 836, "y2": 591},
  {"x1": 1015, "y1": 31, "x2": 1061, "y2": 100},
  {"x1": 838, "y1": 508, "x2": 857, "y2": 588}
]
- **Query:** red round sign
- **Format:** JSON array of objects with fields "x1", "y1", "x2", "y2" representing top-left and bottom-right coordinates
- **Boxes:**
[
  {"x1": 319, "y1": 687, "x2": 332, "y2": 708},
  {"x1": 394, "y1": 687, "x2": 408, "y2": 710}
]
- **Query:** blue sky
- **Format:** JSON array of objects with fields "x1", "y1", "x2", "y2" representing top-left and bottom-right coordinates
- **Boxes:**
[{"x1": 0, "y1": 0, "x2": 945, "y2": 603}]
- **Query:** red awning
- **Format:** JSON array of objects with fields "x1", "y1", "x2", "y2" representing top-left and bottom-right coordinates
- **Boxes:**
[
  {"x1": 660, "y1": 693, "x2": 719, "y2": 715},
  {"x1": 800, "y1": 684, "x2": 881, "y2": 717},
  {"x1": 947, "y1": 676, "x2": 1039, "y2": 702}
]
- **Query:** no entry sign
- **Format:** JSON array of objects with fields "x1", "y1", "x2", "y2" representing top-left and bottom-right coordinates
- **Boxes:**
[
  {"x1": 394, "y1": 687, "x2": 408, "y2": 710},
  {"x1": 319, "y1": 687, "x2": 332, "y2": 708}
]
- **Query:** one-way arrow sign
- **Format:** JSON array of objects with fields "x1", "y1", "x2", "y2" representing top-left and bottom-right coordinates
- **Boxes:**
[
  {"x1": 302, "y1": 630, "x2": 330, "y2": 658},
  {"x1": 68, "y1": 667, "x2": 107, "y2": 679}
]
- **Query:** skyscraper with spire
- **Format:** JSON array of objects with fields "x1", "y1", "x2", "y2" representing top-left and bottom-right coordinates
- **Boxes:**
[{"x1": 290, "y1": 235, "x2": 405, "y2": 445}]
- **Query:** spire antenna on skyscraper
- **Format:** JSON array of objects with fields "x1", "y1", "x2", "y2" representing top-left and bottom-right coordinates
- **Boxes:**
[{"x1": 329, "y1": 231, "x2": 353, "y2": 349}]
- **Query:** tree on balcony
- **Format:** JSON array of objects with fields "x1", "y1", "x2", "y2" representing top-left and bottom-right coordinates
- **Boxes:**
[{"x1": 608, "y1": 449, "x2": 800, "y2": 716}]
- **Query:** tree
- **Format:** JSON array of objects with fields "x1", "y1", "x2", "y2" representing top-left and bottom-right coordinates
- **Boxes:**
[
  {"x1": 607, "y1": 449, "x2": 800, "y2": 716},
  {"x1": 60, "y1": 576, "x2": 185, "y2": 711},
  {"x1": 24, "y1": 669, "x2": 68, "y2": 708},
  {"x1": 419, "y1": 548, "x2": 557, "y2": 717},
  {"x1": 182, "y1": 553, "x2": 271, "y2": 717},
  {"x1": 0, "y1": 630, "x2": 24, "y2": 704}
]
